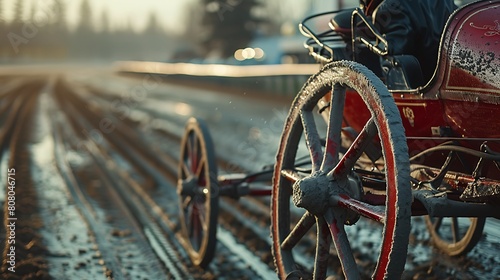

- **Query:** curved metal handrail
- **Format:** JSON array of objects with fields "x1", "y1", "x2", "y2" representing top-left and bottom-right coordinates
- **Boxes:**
[{"x1": 298, "y1": 10, "x2": 346, "y2": 63}]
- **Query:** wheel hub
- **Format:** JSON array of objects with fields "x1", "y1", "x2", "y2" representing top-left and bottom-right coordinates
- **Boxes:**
[
  {"x1": 178, "y1": 176, "x2": 198, "y2": 196},
  {"x1": 292, "y1": 171, "x2": 363, "y2": 223},
  {"x1": 292, "y1": 171, "x2": 333, "y2": 216}
]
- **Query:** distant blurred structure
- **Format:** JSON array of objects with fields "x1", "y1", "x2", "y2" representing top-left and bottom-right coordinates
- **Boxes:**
[
  {"x1": 230, "y1": 35, "x2": 313, "y2": 65},
  {"x1": 176, "y1": 0, "x2": 361, "y2": 65},
  {"x1": 181, "y1": 0, "x2": 268, "y2": 61}
]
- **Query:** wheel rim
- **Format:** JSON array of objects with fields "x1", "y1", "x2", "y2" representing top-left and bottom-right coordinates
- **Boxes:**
[
  {"x1": 425, "y1": 216, "x2": 485, "y2": 256},
  {"x1": 178, "y1": 118, "x2": 218, "y2": 268},
  {"x1": 271, "y1": 61, "x2": 411, "y2": 279}
]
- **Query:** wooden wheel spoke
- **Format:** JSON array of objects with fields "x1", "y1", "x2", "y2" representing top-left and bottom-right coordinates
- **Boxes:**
[
  {"x1": 331, "y1": 118, "x2": 377, "y2": 177},
  {"x1": 192, "y1": 210, "x2": 201, "y2": 248},
  {"x1": 280, "y1": 169, "x2": 302, "y2": 184},
  {"x1": 333, "y1": 194, "x2": 385, "y2": 223},
  {"x1": 188, "y1": 133, "x2": 200, "y2": 173},
  {"x1": 301, "y1": 110, "x2": 323, "y2": 171},
  {"x1": 183, "y1": 196, "x2": 193, "y2": 208},
  {"x1": 181, "y1": 161, "x2": 192, "y2": 178},
  {"x1": 187, "y1": 134, "x2": 196, "y2": 173},
  {"x1": 314, "y1": 217, "x2": 332, "y2": 280},
  {"x1": 193, "y1": 135, "x2": 200, "y2": 172},
  {"x1": 196, "y1": 157, "x2": 206, "y2": 180},
  {"x1": 321, "y1": 84, "x2": 346, "y2": 172},
  {"x1": 433, "y1": 217, "x2": 443, "y2": 232},
  {"x1": 451, "y1": 217, "x2": 459, "y2": 243},
  {"x1": 281, "y1": 212, "x2": 316, "y2": 251},
  {"x1": 187, "y1": 205, "x2": 194, "y2": 235},
  {"x1": 324, "y1": 209, "x2": 360, "y2": 279},
  {"x1": 197, "y1": 203, "x2": 208, "y2": 232}
]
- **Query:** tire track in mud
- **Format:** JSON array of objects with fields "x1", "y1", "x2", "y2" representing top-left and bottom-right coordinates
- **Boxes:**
[
  {"x1": 52, "y1": 78, "x2": 198, "y2": 279},
  {"x1": 81, "y1": 77, "x2": 353, "y2": 279},
  {"x1": 70, "y1": 78, "x2": 290, "y2": 273},
  {"x1": 0, "y1": 74, "x2": 331, "y2": 279},
  {"x1": 81, "y1": 78, "x2": 308, "y2": 269},
  {"x1": 51, "y1": 77, "x2": 271, "y2": 279},
  {"x1": 0, "y1": 78, "x2": 50, "y2": 279},
  {"x1": 3, "y1": 72, "x2": 499, "y2": 279},
  {"x1": 80, "y1": 73, "x2": 500, "y2": 279}
]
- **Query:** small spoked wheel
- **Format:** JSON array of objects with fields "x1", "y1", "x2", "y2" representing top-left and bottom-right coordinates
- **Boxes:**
[
  {"x1": 177, "y1": 117, "x2": 219, "y2": 268},
  {"x1": 271, "y1": 61, "x2": 411, "y2": 279},
  {"x1": 425, "y1": 216, "x2": 485, "y2": 256},
  {"x1": 412, "y1": 166, "x2": 486, "y2": 256}
]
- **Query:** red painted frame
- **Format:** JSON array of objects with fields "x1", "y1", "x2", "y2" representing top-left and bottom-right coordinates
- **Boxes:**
[
  {"x1": 343, "y1": 0, "x2": 500, "y2": 164},
  {"x1": 218, "y1": 2, "x2": 500, "y2": 221}
]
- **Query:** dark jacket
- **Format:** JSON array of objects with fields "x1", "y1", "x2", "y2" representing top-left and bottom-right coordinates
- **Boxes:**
[{"x1": 373, "y1": 0, "x2": 457, "y2": 81}]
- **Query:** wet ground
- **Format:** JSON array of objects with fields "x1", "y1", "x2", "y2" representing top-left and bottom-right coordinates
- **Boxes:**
[{"x1": 0, "y1": 65, "x2": 499, "y2": 279}]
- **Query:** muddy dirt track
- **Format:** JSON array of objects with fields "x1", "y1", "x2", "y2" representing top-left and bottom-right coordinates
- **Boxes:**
[{"x1": 1, "y1": 68, "x2": 499, "y2": 279}]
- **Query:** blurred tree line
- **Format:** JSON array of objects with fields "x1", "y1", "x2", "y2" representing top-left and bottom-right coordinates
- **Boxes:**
[
  {"x1": 0, "y1": 0, "x2": 306, "y2": 63},
  {"x1": 0, "y1": 0, "x2": 178, "y2": 62},
  {"x1": 179, "y1": 0, "x2": 299, "y2": 61},
  {"x1": 182, "y1": 0, "x2": 267, "y2": 59}
]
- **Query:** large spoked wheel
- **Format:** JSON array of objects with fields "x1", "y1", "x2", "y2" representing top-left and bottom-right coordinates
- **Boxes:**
[
  {"x1": 177, "y1": 117, "x2": 219, "y2": 268},
  {"x1": 271, "y1": 61, "x2": 411, "y2": 279},
  {"x1": 425, "y1": 216, "x2": 485, "y2": 256}
]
